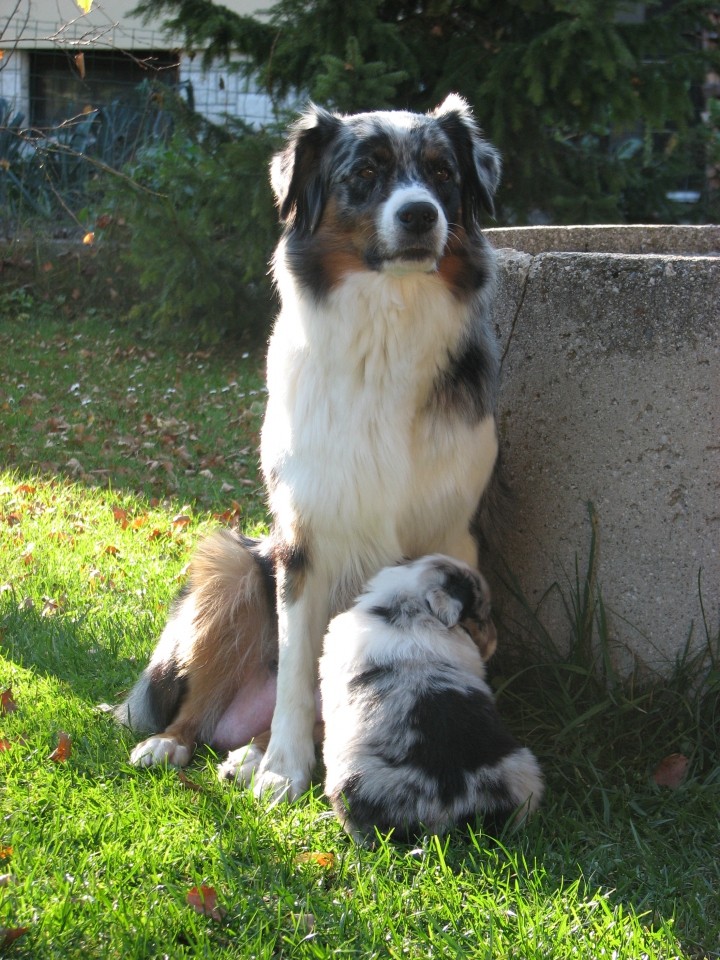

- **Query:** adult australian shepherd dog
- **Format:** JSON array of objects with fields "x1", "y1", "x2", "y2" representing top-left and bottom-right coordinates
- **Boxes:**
[{"x1": 114, "y1": 93, "x2": 504, "y2": 802}]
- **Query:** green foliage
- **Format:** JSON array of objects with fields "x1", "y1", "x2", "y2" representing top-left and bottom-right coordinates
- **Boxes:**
[
  {"x1": 312, "y1": 37, "x2": 410, "y2": 112},
  {"x1": 0, "y1": 83, "x2": 174, "y2": 233},
  {"x1": 109, "y1": 121, "x2": 280, "y2": 340},
  {"x1": 134, "y1": 0, "x2": 720, "y2": 223}
]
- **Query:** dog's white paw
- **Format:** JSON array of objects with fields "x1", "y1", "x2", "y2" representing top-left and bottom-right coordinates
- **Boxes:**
[
  {"x1": 252, "y1": 759, "x2": 311, "y2": 804},
  {"x1": 217, "y1": 743, "x2": 265, "y2": 785},
  {"x1": 130, "y1": 735, "x2": 191, "y2": 768}
]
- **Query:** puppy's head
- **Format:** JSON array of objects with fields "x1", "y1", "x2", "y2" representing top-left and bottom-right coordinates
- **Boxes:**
[
  {"x1": 270, "y1": 95, "x2": 501, "y2": 292},
  {"x1": 419, "y1": 555, "x2": 497, "y2": 662}
]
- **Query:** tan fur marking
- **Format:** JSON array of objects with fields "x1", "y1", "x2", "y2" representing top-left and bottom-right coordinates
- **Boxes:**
[{"x1": 167, "y1": 531, "x2": 276, "y2": 748}]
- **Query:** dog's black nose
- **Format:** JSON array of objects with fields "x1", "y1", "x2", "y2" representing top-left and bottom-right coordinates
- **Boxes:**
[{"x1": 396, "y1": 201, "x2": 439, "y2": 234}]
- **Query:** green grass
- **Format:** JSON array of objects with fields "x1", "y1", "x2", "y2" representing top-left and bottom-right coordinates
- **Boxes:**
[{"x1": 1, "y1": 296, "x2": 719, "y2": 958}]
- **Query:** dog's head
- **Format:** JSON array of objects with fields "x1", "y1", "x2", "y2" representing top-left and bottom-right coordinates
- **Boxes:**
[{"x1": 270, "y1": 95, "x2": 501, "y2": 292}]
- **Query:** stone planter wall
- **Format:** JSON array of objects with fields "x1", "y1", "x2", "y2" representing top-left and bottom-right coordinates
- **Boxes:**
[{"x1": 485, "y1": 225, "x2": 719, "y2": 675}]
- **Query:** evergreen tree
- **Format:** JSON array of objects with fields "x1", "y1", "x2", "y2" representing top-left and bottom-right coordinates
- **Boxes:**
[{"x1": 134, "y1": 0, "x2": 719, "y2": 222}]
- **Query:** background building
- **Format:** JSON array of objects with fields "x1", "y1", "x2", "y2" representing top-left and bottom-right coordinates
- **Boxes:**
[{"x1": 0, "y1": 0, "x2": 275, "y2": 128}]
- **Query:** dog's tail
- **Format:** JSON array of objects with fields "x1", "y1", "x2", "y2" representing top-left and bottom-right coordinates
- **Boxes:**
[{"x1": 111, "y1": 529, "x2": 277, "y2": 738}]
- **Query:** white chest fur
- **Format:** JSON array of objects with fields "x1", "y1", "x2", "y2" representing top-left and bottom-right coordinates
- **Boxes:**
[{"x1": 262, "y1": 264, "x2": 497, "y2": 581}]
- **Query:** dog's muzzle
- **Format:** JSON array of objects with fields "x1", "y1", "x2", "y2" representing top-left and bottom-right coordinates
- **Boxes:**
[{"x1": 377, "y1": 187, "x2": 448, "y2": 274}]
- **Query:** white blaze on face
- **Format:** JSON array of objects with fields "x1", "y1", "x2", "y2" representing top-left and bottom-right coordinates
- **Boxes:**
[{"x1": 377, "y1": 185, "x2": 448, "y2": 274}]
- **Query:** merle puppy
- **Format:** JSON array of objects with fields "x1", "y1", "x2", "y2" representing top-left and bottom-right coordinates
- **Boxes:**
[{"x1": 319, "y1": 555, "x2": 543, "y2": 842}]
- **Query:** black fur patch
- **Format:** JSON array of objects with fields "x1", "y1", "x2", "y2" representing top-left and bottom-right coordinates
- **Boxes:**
[
  {"x1": 347, "y1": 663, "x2": 395, "y2": 692},
  {"x1": 368, "y1": 599, "x2": 426, "y2": 627},
  {"x1": 333, "y1": 773, "x2": 400, "y2": 837},
  {"x1": 430, "y1": 335, "x2": 498, "y2": 424},
  {"x1": 147, "y1": 658, "x2": 188, "y2": 732},
  {"x1": 271, "y1": 537, "x2": 311, "y2": 605},
  {"x1": 244, "y1": 534, "x2": 277, "y2": 616},
  {"x1": 440, "y1": 566, "x2": 482, "y2": 621},
  {"x1": 406, "y1": 685, "x2": 519, "y2": 805}
]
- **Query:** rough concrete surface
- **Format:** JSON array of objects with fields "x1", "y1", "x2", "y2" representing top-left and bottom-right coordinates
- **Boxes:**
[{"x1": 487, "y1": 228, "x2": 719, "y2": 675}]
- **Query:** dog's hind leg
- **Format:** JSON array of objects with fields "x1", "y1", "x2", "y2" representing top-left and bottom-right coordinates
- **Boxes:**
[{"x1": 118, "y1": 529, "x2": 278, "y2": 768}]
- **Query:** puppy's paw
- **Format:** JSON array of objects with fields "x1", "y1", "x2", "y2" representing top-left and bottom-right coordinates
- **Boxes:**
[
  {"x1": 130, "y1": 735, "x2": 191, "y2": 768},
  {"x1": 217, "y1": 742, "x2": 265, "y2": 786}
]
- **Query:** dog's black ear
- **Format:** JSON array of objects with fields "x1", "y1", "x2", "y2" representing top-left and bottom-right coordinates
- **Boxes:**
[
  {"x1": 432, "y1": 93, "x2": 501, "y2": 224},
  {"x1": 426, "y1": 562, "x2": 492, "y2": 628},
  {"x1": 270, "y1": 103, "x2": 341, "y2": 234}
]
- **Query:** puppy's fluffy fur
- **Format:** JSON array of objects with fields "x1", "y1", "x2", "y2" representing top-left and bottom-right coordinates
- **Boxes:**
[
  {"x1": 320, "y1": 556, "x2": 543, "y2": 841},
  {"x1": 114, "y1": 95, "x2": 506, "y2": 802}
]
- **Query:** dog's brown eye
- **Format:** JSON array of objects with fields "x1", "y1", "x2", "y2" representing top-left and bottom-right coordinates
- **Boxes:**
[
  {"x1": 358, "y1": 166, "x2": 377, "y2": 181},
  {"x1": 435, "y1": 166, "x2": 452, "y2": 183}
]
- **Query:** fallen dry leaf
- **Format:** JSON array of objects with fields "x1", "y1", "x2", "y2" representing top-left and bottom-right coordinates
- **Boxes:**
[
  {"x1": 177, "y1": 771, "x2": 202, "y2": 793},
  {"x1": 41, "y1": 598, "x2": 62, "y2": 618},
  {"x1": 0, "y1": 738, "x2": 13, "y2": 752},
  {"x1": 186, "y1": 885, "x2": 226, "y2": 921},
  {"x1": 49, "y1": 732, "x2": 72, "y2": 763},
  {"x1": 0, "y1": 688, "x2": 17, "y2": 716},
  {"x1": 0, "y1": 926, "x2": 29, "y2": 948},
  {"x1": 112, "y1": 507, "x2": 129, "y2": 529},
  {"x1": 0, "y1": 846, "x2": 12, "y2": 861},
  {"x1": 296, "y1": 851, "x2": 335, "y2": 869},
  {"x1": 653, "y1": 753, "x2": 689, "y2": 789},
  {"x1": 20, "y1": 543, "x2": 35, "y2": 566}
]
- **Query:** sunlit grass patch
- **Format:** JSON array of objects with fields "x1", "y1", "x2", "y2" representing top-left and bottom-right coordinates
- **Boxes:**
[{"x1": 0, "y1": 299, "x2": 717, "y2": 958}]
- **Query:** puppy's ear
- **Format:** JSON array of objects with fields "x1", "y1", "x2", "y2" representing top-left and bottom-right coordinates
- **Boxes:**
[
  {"x1": 432, "y1": 93, "x2": 501, "y2": 223},
  {"x1": 426, "y1": 564, "x2": 497, "y2": 658},
  {"x1": 270, "y1": 103, "x2": 341, "y2": 234},
  {"x1": 425, "y1": 585, "x2": 464, "y2": 628}
]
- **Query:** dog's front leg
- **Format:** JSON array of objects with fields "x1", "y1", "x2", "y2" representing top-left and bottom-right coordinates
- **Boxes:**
[{"x1": 251, "y1": 563, "x2": 329, "y2": 802}]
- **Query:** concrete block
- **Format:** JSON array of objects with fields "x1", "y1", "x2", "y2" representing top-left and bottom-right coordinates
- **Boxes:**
[{"x1": 486, "y1": 226, "x2": 719, "y2": 675}]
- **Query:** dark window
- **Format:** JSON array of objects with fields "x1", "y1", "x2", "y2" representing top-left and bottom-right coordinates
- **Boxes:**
[{"x1": 29, "y1": 49, "x2": 179, "y2": 129}]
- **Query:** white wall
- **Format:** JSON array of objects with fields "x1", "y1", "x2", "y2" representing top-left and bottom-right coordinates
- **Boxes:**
[
  {"x1": 0, "y1": 0, "x2": 276, "y2": 126},
  {"x1": 1, "y1": 0, "x2": 265, "y2": 48}
]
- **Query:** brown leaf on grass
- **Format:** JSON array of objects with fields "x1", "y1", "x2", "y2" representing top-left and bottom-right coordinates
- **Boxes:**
[
  {"x1": 102, "y1": 544, "x2": 120, "y2": 556},
  {"x1": 653, "y1": 753, "x2": 689, "y2": 789},
  {"x1": 177, "y1": 771, "x2": 202, "y2": 793},
  {"x1": 112, "y1": 507, "x2": 129, "y2": 529},
  {"x1": 0, "y1": 846, "x2": 12, "y2": 861},
  {"x1": 212, "y1": 501, "x2": 242, "y2": 526},
  {"x1": 0, "y1": 738, "x2": 13, "y2": 752},
  {"x1": 0, "y1": 689, "x2": 17, "y2": 716},
  {"x1": 48, "y1": 732, "x2": 72, "y2": 763},
  {"x1": 186, "y1": 885, "x2": 226, "y2": 921},
  {"x1": 0, "y1": 926, "x2": 29, "y2": 948},
  {"x1": 41, "y1": 597, "x2": 63, "y2": 618},
  {"x1": 13, "y1": 484, "x2": 35, "y2": 496},
  {"x1": 171, "y1": 514, "x2": 191, "y2": 532},
  {"x1": 20, "y1": 544, "x2": 35, "y2": 566},
  {"x1": 296, "y1": 852, "x2": 335, "y2": 869}
]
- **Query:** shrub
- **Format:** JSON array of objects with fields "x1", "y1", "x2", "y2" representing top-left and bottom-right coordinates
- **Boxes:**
[{"x1": 108, "y1": 120, "x2": 280, "y2": 340}]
